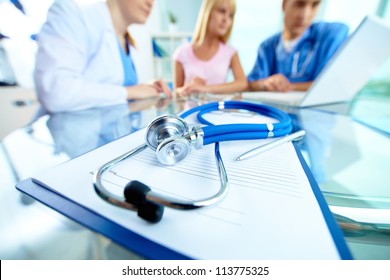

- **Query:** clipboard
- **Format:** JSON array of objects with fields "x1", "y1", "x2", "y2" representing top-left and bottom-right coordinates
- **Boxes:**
[{"x1": 16, "y1": 142, "x2": 352, "y2": 260}]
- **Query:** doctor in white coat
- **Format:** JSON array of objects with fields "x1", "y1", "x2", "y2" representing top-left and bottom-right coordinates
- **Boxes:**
[{"x1": 34, "y1": 0, "x2": 171, "y2": 113}]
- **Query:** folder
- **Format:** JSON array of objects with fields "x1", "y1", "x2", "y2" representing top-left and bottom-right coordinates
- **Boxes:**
[{"x1": 16, "y1": 113, "x2": 352, "y2": 260}]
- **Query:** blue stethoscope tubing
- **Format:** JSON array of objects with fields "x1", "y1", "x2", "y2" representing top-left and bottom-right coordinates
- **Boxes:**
[{"x1": 180, "y1": 101, "x2": 292, "y2": 144}]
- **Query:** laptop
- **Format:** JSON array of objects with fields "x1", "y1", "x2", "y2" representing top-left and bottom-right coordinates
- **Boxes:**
[{"x1": 242, "y1": 15, "x2": 390, "y2": 107}]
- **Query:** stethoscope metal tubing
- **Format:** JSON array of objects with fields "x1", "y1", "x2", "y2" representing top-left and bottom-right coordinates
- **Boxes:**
[
  {"x1": 146, "y1": 142, "x2": 228, "y2": 210},
  {"x1": 93, "y1": 142, "x2": 229, "y2": 211},
  {"x1": 93, "y1": 143, "x2": 148, "y2": 210}
]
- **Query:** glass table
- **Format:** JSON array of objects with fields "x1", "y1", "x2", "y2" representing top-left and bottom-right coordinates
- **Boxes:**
[{"x1": 2, "y1": 92, "x2": 389, "y2": 259}]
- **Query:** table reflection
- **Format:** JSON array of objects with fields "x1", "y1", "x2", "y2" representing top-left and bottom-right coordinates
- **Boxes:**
[
  {"x1": 44, "y1": 97, "x2": 173, "y2": 158},
  {"x1": 2, "y1": 93, "x2": 389, "y2": 259}
]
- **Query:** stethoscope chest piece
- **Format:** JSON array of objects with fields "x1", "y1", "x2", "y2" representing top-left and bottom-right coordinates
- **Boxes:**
[
  {"x1": 156, "y1": 136, "x2": 191, "y2": 165},
  {"x1": 145, "y1": 115, "x2": 192, "y2": 165},
  {"x1": 146, "y1": 115, "x2": 188, "y2": 149}
]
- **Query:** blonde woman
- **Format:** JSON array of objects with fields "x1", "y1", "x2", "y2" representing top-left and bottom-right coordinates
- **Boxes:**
[
  {"x1": 34, "y1": 0, "x2": 171, "y2": 113},
  {"x1": 173, "y1": 0, "x2": 247, "y2": 96}
]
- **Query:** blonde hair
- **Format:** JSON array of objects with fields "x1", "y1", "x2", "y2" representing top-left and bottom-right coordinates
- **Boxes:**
[{"x1": 192, "y1": 0, "x2": 236, "y2": 46}]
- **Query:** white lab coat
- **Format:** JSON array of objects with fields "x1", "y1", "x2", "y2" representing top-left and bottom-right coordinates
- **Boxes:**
[{"x1": 34, "y1": 0, "x2": 127, "y2": 113}]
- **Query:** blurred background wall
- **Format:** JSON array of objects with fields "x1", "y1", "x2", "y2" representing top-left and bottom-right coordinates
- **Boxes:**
[{"x1": 1, "y1": 0, "x2": 389, "y2": 88}]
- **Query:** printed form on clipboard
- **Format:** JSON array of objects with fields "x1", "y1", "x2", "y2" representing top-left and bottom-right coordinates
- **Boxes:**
[{"x1": 26, "y1": 110, "x2": 352, "y2": 260}]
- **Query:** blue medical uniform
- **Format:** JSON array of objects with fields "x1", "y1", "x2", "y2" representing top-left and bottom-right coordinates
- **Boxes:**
[
  {"x1": 247, "y1": 22, "x2": 349, "y2": 83},
  {"x1": 118, "y1": 39, "x2": 138, "y2": 86}
]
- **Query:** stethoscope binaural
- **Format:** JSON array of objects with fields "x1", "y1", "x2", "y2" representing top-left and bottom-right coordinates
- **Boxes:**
[
  {"x1": 93, "y1": 101, "x2": 292, "y2": 223},
  {"x1": 281, "y1": 36, "x2": 317, "y2": 79},
  {"x1": 291, "y1": 48, "x2": 314, "y2": 78}
]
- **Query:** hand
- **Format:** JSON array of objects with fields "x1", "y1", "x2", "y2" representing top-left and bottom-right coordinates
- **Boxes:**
[
  {"x1": 150, "y1": 79, "x2": 172, "y2": 99},
  {"x1": 176, "y1": 84, "x2": 208, "y2": 97},
  {"x1": 188, "y1": 76, "x2": 206, "y2": 86},
  {"x1": 126, "y1": 84, "x2": 159, "y2": 99},
  {"x1": 176, "y1": 76, "x2": 207, "y2": 97},
  {"x1": 259, "y1": 74, "x2": 292, "y2": 92}
]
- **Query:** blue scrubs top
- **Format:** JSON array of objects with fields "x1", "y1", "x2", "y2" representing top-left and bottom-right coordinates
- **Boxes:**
[
  {"x1": 118, "y1": 40, "x2": 138, "y2": 86},
  {"x1": 247, "y1": 22, "x2": 349, "y2": 83}
]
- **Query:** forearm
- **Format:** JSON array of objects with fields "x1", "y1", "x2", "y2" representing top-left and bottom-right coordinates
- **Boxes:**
[
  {"x1": 248, "y1": 80, "x2": 266, "y2": 91},
  {"x1": 203, "y1": 80, "x2": 248, "y2": 94},
  {"x1": 126, "y1": 84, "x2": 161, "y2": 100},
  {"x1": 248, "y1": 74, "x2": 292, "y2": 92},
  {"x1": 291, "y1": 82, "x2": 312, "y2": 91}
]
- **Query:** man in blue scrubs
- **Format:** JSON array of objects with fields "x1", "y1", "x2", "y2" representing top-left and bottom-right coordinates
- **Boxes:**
[{"x1": 248, "y1": 0, "x2": 349, "y2": 92}]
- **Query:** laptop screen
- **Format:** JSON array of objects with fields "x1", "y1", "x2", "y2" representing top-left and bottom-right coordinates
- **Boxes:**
[{"x1": 301, "y1": 15, "x2": 390, "y2": 107}]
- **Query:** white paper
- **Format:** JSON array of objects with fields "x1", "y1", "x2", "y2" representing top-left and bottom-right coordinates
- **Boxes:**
[{"x1": 32, "y1": 112, "x2": 342, "y2": 259}]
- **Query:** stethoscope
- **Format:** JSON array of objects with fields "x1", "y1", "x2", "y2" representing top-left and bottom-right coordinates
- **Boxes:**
[
  {"x1": 93, "y1": 101, "x2": 292, "y2": 223},
  {"x1": 280, "y1": 36, "x2": 317, "y2": 79},
  {"x1": 291, "y1": 48, "x2": 314, "y2": 78}
]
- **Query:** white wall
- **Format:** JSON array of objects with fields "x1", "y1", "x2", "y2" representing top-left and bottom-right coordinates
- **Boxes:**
[
  {"x1": 159, "y1": 0, "x2": 202, "y2": 32},
  {"x1": 322, "y1": 0, "x2": 382, "y2": 31},
  {"x1": 231, "y1": 0, "x2": 283, "y2": 74},
  {"x1": 385, "y1": 2, "x2": 390, "y2": 18},
  {"x1": 0, "y1": 0, "x2": 54, "y2": 88}
]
